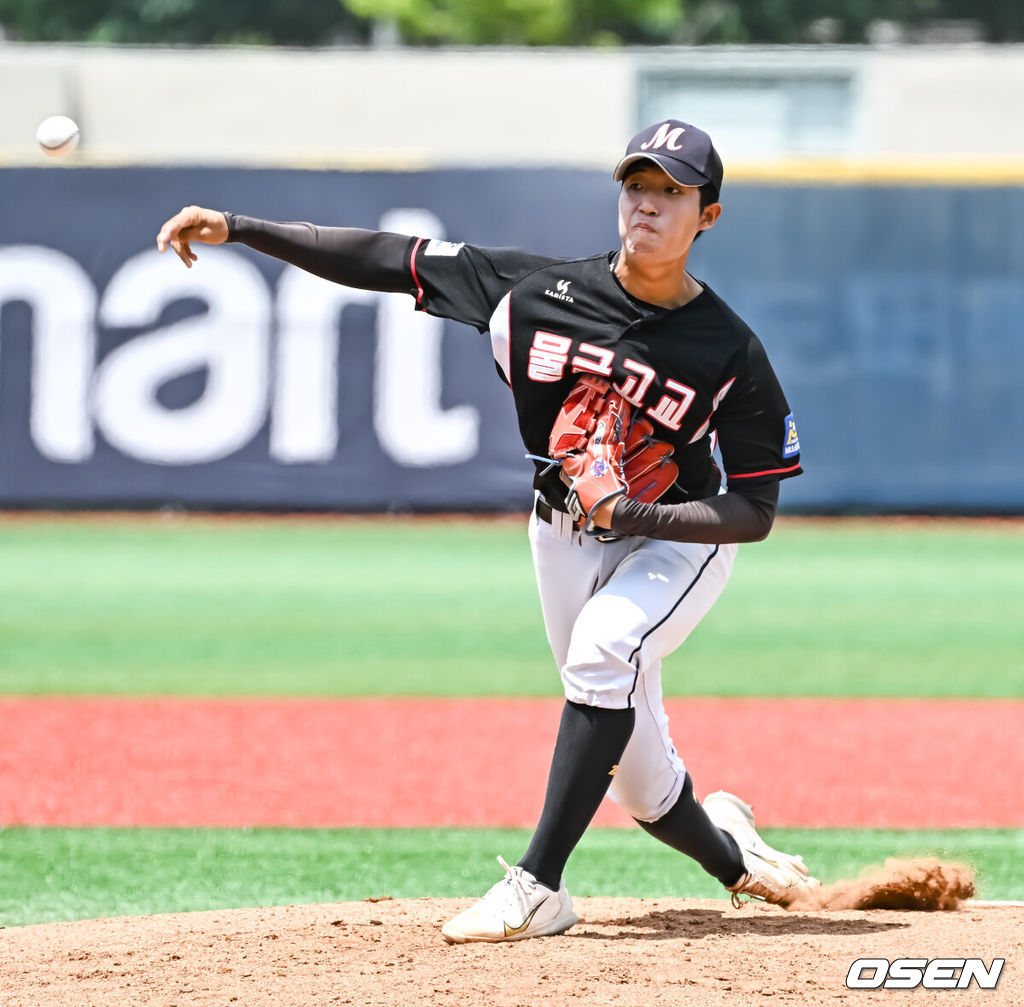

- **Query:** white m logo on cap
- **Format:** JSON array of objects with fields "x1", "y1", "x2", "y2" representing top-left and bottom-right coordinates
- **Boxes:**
[{"x1": 640, "y1": 124, "x2": 685, "y2": 152}]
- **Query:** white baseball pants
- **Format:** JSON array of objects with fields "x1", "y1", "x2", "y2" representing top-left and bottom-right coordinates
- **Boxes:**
[{"x1": 528, "y1": 498, "x2": 737, "y2": 822}]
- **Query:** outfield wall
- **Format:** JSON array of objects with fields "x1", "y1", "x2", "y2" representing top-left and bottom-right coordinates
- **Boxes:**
[
  {"x1": 1, "y1": 166, "x2": 1021, "y2": 512},
  {"x1": 3, "y1": 44, "x2": 1024, "y2": 166}
]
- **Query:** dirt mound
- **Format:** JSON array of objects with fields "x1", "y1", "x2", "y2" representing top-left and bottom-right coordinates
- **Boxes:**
[
  {"x1": 791, "y1": 857, "x2": 977, "y2": 912},
  {"x1": 2, "y1": 895, "x2": 1019, "y2": 1007}
]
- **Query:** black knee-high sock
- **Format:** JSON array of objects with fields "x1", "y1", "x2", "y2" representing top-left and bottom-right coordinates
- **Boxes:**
[
  {"x1": 635, "y1": 772, "x2": 746, "y2": 887},
  {"x1": 518, "y1": 700, "x2": 635, "y2": 891}
]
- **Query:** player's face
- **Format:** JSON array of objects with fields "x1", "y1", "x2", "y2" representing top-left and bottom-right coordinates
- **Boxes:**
[{"x1": 617, "y1": 164, "x2": 719, "y2": 263}]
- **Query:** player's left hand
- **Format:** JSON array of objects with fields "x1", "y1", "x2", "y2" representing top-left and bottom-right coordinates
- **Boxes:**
[
  {"x1": 549, "y1": 376, "x2": 678, "y2": 535},
  {"x1": 558, "y1": 467, "x2": 619, "y2": 529},
  {"x1": 587, "y1": 495, "x2": 620, "y2": 529}
]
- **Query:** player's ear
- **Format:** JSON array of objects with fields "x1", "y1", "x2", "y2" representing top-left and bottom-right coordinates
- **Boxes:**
[{"x1": 698, "y1": 202, "x2": 722, "y2": 234}]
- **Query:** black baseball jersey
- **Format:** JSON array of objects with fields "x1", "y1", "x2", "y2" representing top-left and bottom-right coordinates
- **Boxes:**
[{"x1": 406, "y1": 238, "x2": 801, "y2": 507}]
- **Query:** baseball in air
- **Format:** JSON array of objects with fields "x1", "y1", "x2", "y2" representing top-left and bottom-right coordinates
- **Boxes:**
[{"x1": 36, "y1": 115, "x2": 80, "y2": 158}]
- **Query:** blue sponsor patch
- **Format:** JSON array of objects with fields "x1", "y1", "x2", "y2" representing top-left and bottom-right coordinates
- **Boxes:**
[{"x1": 782, "y1": 413, "x2": 800, "y2": 458}]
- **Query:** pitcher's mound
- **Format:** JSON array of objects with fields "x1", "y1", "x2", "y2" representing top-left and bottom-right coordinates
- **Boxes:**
[{"x1": 2, "y1": 895, "x2": 1019, "y2": 1006}]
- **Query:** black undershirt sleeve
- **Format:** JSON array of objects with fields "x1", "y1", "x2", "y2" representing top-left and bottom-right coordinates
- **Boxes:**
[
  {"x1": 224, "y1": 213, "x2": 415, "y2": 293},
  {"x1": 224, "y1": 211, "x2": 779, "y2": 544},
  {"x1": 609, "y1": 480, "x2": 779, "y2": 544}
]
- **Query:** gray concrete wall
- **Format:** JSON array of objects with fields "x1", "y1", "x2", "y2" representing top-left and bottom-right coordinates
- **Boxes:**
[
  {"x1": 0, "y1": 44, "x2": 633, "y2": 167},
  {"x1": 862, "y1": 47, "x2": 1024, "y2": 157},
  {"x1": 3, "y1": 42, "x2": 1024, "y2": 167}
]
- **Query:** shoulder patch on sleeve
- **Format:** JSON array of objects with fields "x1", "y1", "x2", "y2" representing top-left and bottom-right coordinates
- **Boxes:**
[
  {"x1": 424, "y1": 239, "x2": 465, "y2": 257},
  {"x1": 782, "y1": 413, "x2": 801, "y2": 458}
]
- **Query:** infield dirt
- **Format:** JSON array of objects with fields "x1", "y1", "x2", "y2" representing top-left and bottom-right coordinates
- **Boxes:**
[{"x1": 2, "y1": 896, "x2": 1020, "y2": 1006}]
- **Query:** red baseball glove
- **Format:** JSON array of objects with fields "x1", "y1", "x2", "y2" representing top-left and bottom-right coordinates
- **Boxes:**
[
  {"x1": 622, "y1": 417, "x2": 679, "y2": 504},
  {"x1": 562, "y1": 391, "x2": 631, "y2": 532},
  {"x1": 548, "y1": 375, "x2": 613, "y2": 460},
  {"x1": 543, "y1": 375, "x2": 680, "y2": 535}
]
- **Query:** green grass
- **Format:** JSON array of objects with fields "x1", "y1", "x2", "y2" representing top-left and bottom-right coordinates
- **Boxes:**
[
  {"x1": 1, "y1": 826, "x2": 1019, "y2": 927},
  {"x1": 0, "y1": 516, "x2": 1021, "y2": 697}
]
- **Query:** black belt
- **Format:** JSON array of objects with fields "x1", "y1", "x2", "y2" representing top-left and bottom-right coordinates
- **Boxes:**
[
  {"x1": 535, "y1": 496, "x2": 558, "y2": 524},
  {"x1": 535, "y1": 495, "x2": 575, "y2": 526},
  {"x1": 535, "y1": 495, "x2": 621, "y2": 542}
]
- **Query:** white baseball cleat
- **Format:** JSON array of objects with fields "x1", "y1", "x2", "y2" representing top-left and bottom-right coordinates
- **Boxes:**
[
  {"x1": 702, "y1": 790, "x2": 820, "y2": 908},
  {"x1": 441, "y1": 855, "x2": 578, "y2": 944}
]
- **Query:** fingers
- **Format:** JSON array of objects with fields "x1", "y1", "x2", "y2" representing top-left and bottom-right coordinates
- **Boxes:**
[
  {"x1": 156, "y1": 206, "x2": 194, "y2": 253},
  {"x1": 172, "y1": 238, "x2": 195, "y2": 268},
  {"x1": 156, "y1": 206, "x2": 209, "y2": 267},
  {"x1": 156, "y1": 218, "x2": 175, "y2": 253}
]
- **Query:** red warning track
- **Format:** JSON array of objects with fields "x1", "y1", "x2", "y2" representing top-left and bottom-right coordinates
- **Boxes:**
[{"x1": 2, "y1": 697, "x2": 1021, "y2": 829}]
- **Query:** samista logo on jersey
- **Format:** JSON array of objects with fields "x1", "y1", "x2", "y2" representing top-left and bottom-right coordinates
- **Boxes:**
[
  {"x1": 544, "y1": 279, "x2": 575, "y2": 304},
  {"x1": 783, "y1": 413, "x2": 800, "y2": 458}
]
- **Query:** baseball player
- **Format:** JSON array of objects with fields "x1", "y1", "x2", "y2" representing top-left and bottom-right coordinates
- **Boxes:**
[{"x1": 157, "y1": 119, "x2": 818, "y2": 944}]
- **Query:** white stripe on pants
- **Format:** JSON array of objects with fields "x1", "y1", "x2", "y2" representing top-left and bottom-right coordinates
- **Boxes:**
[{"x1": 528, "y1": 500, "x2": 737, "y2": 821}]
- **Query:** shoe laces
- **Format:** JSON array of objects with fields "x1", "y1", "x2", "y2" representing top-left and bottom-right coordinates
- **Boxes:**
[
  {"x1": 485, "y1": 855, "x2": 535, "y2": 912},
  {"x1": 733, "y1": 872, "x2": 765, "y2": 913},
  {"x1": 731, "y1": 857, "x2": 812, "y2": 908}
]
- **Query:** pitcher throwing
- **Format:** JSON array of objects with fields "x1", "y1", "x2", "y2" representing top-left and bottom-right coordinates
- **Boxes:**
[{"x1": 157, "y1": 119, "x2": 819, "y2": 943}]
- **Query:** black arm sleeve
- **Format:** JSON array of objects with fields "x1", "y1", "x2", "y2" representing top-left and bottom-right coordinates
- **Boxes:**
[
  {"x1": 609, "y1": 480, "x2": 779, "y2": 544},
  {"x1": 224, "y1": 213, "x2": 416, "y2": 293}
]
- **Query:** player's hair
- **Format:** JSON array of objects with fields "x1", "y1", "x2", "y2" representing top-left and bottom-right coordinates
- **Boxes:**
[
  {"x1": 697, "y1": 182, "x2": 719, "y2": 211},
  {"x1": 692, "y1": 183, "x2": 719, "y2": 242}
]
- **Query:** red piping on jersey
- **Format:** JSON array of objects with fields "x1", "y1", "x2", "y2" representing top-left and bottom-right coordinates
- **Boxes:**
[
  {"x1": 728, "y1": 462, "x2": 802, "y2": 479},
  {"x1": 409, "y1": 237, "x2": 425, "y2": 305}
]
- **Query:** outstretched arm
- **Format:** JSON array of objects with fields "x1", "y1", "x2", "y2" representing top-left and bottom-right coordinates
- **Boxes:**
[{"x1": 156, "y1": 207, "x2": 414, "y2": 292}]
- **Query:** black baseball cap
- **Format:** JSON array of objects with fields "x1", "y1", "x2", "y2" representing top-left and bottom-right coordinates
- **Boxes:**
[{"x1": 612, "y1": 120, "x2": 723, "y2": 199}]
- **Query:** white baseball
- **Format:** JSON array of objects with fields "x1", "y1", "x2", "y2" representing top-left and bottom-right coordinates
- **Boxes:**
[{"x1": 36, "y1": 116, "x2": 80, "y2": 158}]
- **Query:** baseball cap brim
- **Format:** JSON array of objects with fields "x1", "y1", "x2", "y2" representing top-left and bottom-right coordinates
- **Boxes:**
[{"x1": 612, "y1": 152, "x2": 711, "y2": 189}]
